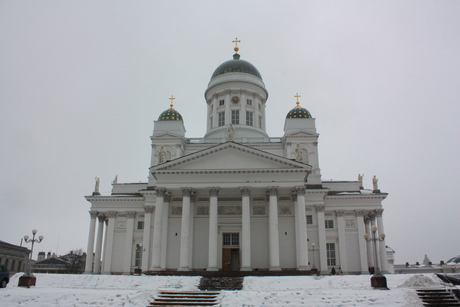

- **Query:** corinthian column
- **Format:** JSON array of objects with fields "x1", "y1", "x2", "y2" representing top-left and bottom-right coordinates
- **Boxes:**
[
  {"x1": 375, "y1": 209, "x2": 388, "y2": 273},
  {"x1": 122, "y1": 211, "x2": 136, "y2": 275},
  {"x1": 93, "y1": 215, "x2": 105, "y2": 274},
  {"x1": 355, "y1": 210, "x2": 368, "y2": 274},
  {"x1": 84, "y1": 211, "x2": 97, "y2": 274},
  {"x1": 178, "y1": 188, "x2": 192, "y2": 271},
  {"x1": 336, "y1": 210, "x2": 348, "y2": 273},
  {"x1": 207, "y1": 187, "x2": 219, "y2": 271},
  {"x1": 150, "y1": 188, "x2": 166, "y2": 271},
  {"x1": 294, "y1": 187, "x2": 309, "y2": 270},
  {"x1": 316, "y1": 205, "x2": 328, "y2": 274},
  {"x1": 240, "y1": 187, "x2": 251, "y2": 271},
  {"x1": 102, "y1": 211, "x2": 117, "y2": 274},
  {"x1": 141, "y1": 206, "x2": 153, "y2": 272},
  {"x1": 268, "y1": 187, "x2": 281, "y2": 271}
]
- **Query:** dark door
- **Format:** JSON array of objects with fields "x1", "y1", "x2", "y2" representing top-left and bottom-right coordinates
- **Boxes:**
[{"x1": 222, "y1": 248, "x2": 240, "y2": 271}]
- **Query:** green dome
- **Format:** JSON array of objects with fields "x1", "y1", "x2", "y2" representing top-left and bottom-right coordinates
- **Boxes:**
[
  {"x1": 211, "y1": 54, "x2": 262, "y2": 80},
  {"x1": 286, "y1": 105, "x2": 312, "y2": 119},
  {"x1": 158, "y1": 108, "x2": 183, "y2": 121}
]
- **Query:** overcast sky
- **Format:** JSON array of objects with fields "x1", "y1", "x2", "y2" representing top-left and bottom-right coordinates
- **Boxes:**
[{"x1": 1, "y1": 1, "x2": 459, "y2": 265}]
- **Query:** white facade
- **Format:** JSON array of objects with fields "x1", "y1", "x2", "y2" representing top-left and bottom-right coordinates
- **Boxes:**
[{"x1": 84, "y1": 48, "x2": 388, "y2": 275}]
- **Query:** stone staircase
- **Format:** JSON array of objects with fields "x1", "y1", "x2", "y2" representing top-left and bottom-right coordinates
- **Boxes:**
[
  {"x1": 198, "y1": 277, "x2": 244, "y2": 291},
  {"x1": 417, "y1": 289, "x2": 460, "y2": 306},
  {"x1": 149, "y1": 291, "x2": 220, "y2": 306}
]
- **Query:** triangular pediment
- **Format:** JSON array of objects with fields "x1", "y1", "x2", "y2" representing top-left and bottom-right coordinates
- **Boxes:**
[
  {"x1": 284, "y1": 130, "x2": 318, "y2": 138},
  {"x1": 151, "y1": 142, "x2": 310, "y2": 172},
  {"x1": 151, "y1": 132, "x2": 184, "y2": 139}
]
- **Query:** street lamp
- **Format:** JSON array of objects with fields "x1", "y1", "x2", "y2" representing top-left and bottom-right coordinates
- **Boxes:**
[
  {"x1": 364, "y1": 225, "x2": 387, "y2": 288},
  {"x1": 308, "y1": 242, "x2": 319, "y2": 274},
  {"x1": 18, "y1": 229, "x2": 44, "y2": 288}
]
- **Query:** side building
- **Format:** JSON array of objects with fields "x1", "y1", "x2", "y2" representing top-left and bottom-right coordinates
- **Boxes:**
[
  {"x1": 84, "y1": 45, "x2": 389, "y2": 275},
  {"x1": 0, "y1": 240, "x2": 30, "y2": 275}
]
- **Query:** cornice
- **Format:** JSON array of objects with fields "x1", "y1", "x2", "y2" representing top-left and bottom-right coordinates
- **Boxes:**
[
  {"x1": 85, "y1": 196, "x2": 145, "y2": 202},
  {"x1": 154, "y1": 169, "x2": 309, "y2": 175},
  {"x1": 326, "y1": 193, "x2": 388, "y2": 200}
]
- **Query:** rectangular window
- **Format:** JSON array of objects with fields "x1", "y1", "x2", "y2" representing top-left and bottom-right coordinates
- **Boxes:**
[
  {"x1": 223, "y1": 233, "x2": 239, "y2": 246},
  {"x1": 219, "y1": 99, "x2": 225, "y2": 106},
  {"x1": 246, "y1": 111, "x2": 253, "y2": 126},
  {"x1": 218, "y1": 111, "x2": 225, "y2": 126},
  {"x1": 326, "y1": 243, "x2": 336, "y2": 266},
  {"x1": 231, "y1": 110, "x2": 239, "y2": 125},
  {"x1": 259, "y1": 115, "x2": 262, "y2": 128},
  {"x1": 246, "y1": 99, "x2": 252, "y2": 105},
  {"x1": 325, "y1": 220, "x2": 334, "y2": 229},
  {"x1": 137, "y1": 221, "x2": 144, "y2": 230},
  {"x1": 306, "y1": 215, "x2": 313, "y2": 225}
]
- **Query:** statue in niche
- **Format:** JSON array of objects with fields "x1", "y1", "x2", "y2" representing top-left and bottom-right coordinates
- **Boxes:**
[
  {"x1": 159, "y1": 146, "x2": 166, "y2": 163},
  {"x1": 358, "y1": 174, "x2": 364, "y2": 189},
  {"x1": 295, "y1": 144, "x2": 303, "y2": 162},
  {"x1": 372, "y1": 175, "x2": 379, "y2": 191},
  {"x1": 226, "y1": 123, "x2": 235, "y2": 141}
]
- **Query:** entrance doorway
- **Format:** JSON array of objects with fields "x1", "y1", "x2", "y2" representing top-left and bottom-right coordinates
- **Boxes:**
[
  {"x1": 222, "y1": 248, "x2": 239, "y2": 271},
  {"x1": 222, "y1": 233, "x2": 240, "y2": 271}
]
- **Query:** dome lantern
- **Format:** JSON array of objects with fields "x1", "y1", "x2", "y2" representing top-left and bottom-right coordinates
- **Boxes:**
[
  {"x1": 158, "y1": 95, "x2": 183, "y2": 121},
  {"x1": 286, "y1": 93, "x2": 312, "y2": 119}
]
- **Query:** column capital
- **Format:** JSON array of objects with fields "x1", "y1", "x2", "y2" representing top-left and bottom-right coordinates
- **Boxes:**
[
  {"x1": 294, "y1": 186, "x2": 306, "y2": 196},
  {"x1": 267, "y1": 187, "x2": 278, "y2": 196},
  {"x1": 374, "y1": 209, "x2": 384, "y2": 217},
  {"x1": 144, "y1": 205, "x2": 154, "y2": 213},
  {"x1": 155, "y1": 187, "x2": 166, "y2": 197},
  {"x1": 367, "y1": 211, "x2": 376, "y2": 220},
  {"x1": 209, "y1": 187, "x2": 219, "y2": 197},
  {"x1": 97, "y1": 215, "x2": 106, "y2": 222},
  {"x1": 355, "y1": 210, "x2": 365, "y2": 217},
  {"x1": 335, "y1": 210, "x2": 345, "y2": 217},
  {"x1": 89, "y1": 211, "x2": 98, "y2": 219},
  {"x1": 126, "y1": 211, "x2": 136, "y2": 219},
  {"x1": 107, "y1": 211, "x2": 118, "y2": 218},
  {"x1": 164, "y1": 191, "x2": 171, "y2": 202},
  {"x1": 315, "y1": 204, "x2": 325, "y2": 212},
  {"x1": 181, "y1": 188, "x2": 193, "y2": 197},
  {"x1": 240, "y1": 187, "x2": 251, "y2": 197}
]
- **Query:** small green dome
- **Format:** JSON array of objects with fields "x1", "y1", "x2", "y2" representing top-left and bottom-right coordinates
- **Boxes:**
[
  {"x1": 211, "y1": 54, "x2": 263, "y2": 80},
  {"x1": 286, "y1": 103, "x2": 312, "y2": 119},
  {"x1": 158, "y1": 108, "x2": 183, "y2": 121}
]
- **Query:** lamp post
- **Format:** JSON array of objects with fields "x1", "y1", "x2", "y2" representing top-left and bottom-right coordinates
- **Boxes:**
[
  {"x1": 308, "y1": 242, "x2": 319, "y2": 275},
  {"x1": 364, "y1": 225, "x2": 387, "y2": 288},
  {"x1": 18, "y1": 229, "x2": 44, "y2": 288}
]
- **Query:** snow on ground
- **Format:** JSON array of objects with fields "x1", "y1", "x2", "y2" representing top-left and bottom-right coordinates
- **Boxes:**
[{"x1": 1, "y1": 273, "x2": 458, "y2": 306}]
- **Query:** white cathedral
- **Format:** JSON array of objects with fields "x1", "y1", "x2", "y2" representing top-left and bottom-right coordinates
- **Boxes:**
[{"x1": 84, "y1": 42, "x2": 390, "y2": 276}]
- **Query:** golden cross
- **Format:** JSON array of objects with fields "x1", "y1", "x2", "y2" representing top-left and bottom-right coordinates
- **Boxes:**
[
  {"x1": 169, "y1": 95, "x2": 175, "y2": 108},
  {"x1": 232, "y1": 37, "x2": 241, "y2": 53},
  {"x1": 294, "y1": 93, "x2": 301, "y2": 106}
]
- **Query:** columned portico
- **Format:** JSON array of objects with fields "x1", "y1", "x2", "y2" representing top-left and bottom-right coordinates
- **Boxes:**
[
  {"x1": 336, "y1": 210, "x2": 348, "y2": 273},
  {"x1": 150, "y1": 188, "x2": 166, "y2": 271},
  {"x1": 122, "y1": 211, "x2": 135, "y2": 275},
  {"x1": 178, "y1": 188, "x2": 193, "y2": 271},
  {"x1": 294, "y1": 187, "x2": 309, "y2": 270},
  {"x1": 207, "y1": 187, "x2": 219, "y2": 271},
  {"x1": 240, "y1": 187, "x2": 251, "y2": 271},
  {"x1": 93, "y1": 215, "x2": 105, "y2": 274},
  {"x1": 268, "y1": 187, "x2": 281, "y2": 271},
  {"x1": 102, "y1": 211, "x2": 117, "y2": 274},
  {"x1": 84, "y1": 211, "x2": 97, "y2": 274}
]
